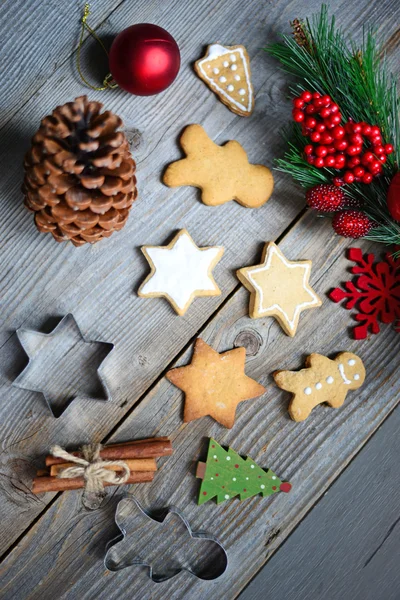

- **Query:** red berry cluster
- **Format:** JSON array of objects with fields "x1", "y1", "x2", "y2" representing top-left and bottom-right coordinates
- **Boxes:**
[{"x1": 292, "y1": 91, "x2": 394, "y2": 186}]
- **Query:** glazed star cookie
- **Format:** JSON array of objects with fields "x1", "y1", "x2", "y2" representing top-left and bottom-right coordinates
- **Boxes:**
[
  {"x1": 274, "y1": 352, "x2": 366, "y2": 421},
  {"x1": 163, "y1": 124, "x2": 273, "y2": 207},
  {"x1": 166, "y1": 338, "x2": 266, "y2": 428},
  {"x1": 237, "y1": 242, "x2": 321, "y2": 336},
  {"x1": 195, "y1": 44, "x2": 254, "y2": 117},
  {"x1": 138, "y1": 229, "x2": 224, "y2": 316}
]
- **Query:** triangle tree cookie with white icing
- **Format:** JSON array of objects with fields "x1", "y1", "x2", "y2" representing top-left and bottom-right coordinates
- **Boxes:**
[
  {"x1": 138, "y1": 229, "x2": 224, "y2": 316},
  {"x1": 195, "y1": 44, "x2": 254, "y2": 117}
]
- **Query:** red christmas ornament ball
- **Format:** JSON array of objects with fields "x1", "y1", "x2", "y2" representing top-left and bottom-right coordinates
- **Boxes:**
[
  {"x1": 109, "y1": 24, "x2": 180, "y2": 96},
  {"x1": 387, "y1": 172, "x2": 400, "y2": 221},
  {"x1": 279, "y1": 482, "x2": 292, "y2": 493},
  {"x1": 306, "y1": 184, "x2": 345, "y2": 212},
  {"x1": 332, "y1": 210, "x2": 374, "y2": 238}
]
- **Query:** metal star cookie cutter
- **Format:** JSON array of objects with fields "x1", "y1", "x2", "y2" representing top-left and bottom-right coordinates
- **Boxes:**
[
  {"x1": 104, "y1": 496, "x2": 228, "y2": 582},
  {"x1": 13, "y1": 313, "x2": 114, "y2": 418}
]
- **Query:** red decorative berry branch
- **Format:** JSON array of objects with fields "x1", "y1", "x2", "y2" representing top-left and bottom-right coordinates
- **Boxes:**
[{"x1": 265, "y1": 5, "x2": 400, "y2": 245}]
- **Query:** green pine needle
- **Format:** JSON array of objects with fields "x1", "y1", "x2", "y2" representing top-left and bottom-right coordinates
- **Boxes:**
[{"x1": 265, "y1": 4, "x2": 400, "y2": 246}]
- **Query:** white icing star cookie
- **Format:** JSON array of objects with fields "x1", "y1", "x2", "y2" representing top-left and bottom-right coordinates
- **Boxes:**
[
  {"x1": 195, "y1": 44, "x2": 254, "y2": 117},
  {"x1": 237, "y1": 242, "x2": 322, "y2": 336},
  {"x1": 138, "y1": 229, "x2": 224, "y2": 316}
]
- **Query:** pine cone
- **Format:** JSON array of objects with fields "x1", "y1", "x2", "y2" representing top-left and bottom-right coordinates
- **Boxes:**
[{"x1": 22, "y1": 95, "x2": 137, "y2": 247}]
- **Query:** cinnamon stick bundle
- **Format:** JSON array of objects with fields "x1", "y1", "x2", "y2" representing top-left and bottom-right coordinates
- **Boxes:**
[
  {"x1": 32, "y1": 471, "x2": 154, "y2": 494},
  {"x1": 49, "y1": 458, "x2": 157, "y2": 477},
  {"x1": 45, "y1": 438, "x2": 172, "y2": 467}
]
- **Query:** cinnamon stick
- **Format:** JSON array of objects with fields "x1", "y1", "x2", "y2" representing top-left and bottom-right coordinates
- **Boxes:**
[
  {"x1": 32, "y1": 471, "x2": 154, "y2": 494},
  {"x1": 45, "y1": 438, "x2": 172, "y2": 467},
  {"x1": 50, "y1": 458, "x2": 157, "y2": 477}
]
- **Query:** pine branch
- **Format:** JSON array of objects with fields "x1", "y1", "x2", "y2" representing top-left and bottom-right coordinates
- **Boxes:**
[{"x1": 265, "y1": 4, "x2": 400, "y2": 246}]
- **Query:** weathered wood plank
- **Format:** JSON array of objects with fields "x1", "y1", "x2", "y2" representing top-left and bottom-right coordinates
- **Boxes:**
[
  {"x1": 0, "y1": 0, "x2": 312, "y2": 554},
  {"x1": 239, "y1": 406, "x2": 400, "y2": 600},
  {"x1": 0, "y1": 0, "x2": 124, "y2": 129},
  {"x1": 0, "y1": 0, "x2": 399, "y2": 597},
  {"x1": 1, "y1": 212, "x2": 399, "y2": 600}
]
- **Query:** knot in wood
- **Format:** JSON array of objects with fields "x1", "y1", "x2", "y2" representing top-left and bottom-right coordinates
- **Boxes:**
[{"x1": 233, "y1": 329, "x2": 263, "y2": 356}]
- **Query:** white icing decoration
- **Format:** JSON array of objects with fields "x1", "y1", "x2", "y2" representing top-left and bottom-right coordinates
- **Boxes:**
[
  {"x1": 234, "y1": 74, "x2": 241, "y2": 81},
  {"x1": 219, "y1": 76, "x2": 227, "y2": 83},
  {"x1": 213, "y1": 67, "x2": 219, "y2": 74},
  {"x1": 246, "y1": 477, "x2": 249, "y2": 480},
  {"x1": 226, "y1": 456, "x2": 231, "y2": 461},
  {"x1": 239, "y1": 88, "x2": 246, "y2": 95},
  {"x1": 250, "y1": 465, "x2": 255, "y2": 469},
  {"x1": 326, "y1": 376, "x2": 334, "y2": 384},
  {"x1": 272, "y1": 476, "x2": 276, "y2": 480},
  {"x1": 316, "y1": 382, "x2": 322, "y2": 390},
  {"x1": 354, "y1": 373, "x2": 360, "y2": 380},
  {"x1": 210, "y1": 477, "x2": 213, "y2": 480},
  {"x1": 348, "y1": 359, "x2": 356, "y2": 366},
  {"x1": 231, "y1": 54, "x2": 236, "y2": 61},
  {"x1": 224, "y1": 494, "x2": 230, "y2": 499},
  {"x1": 232, "y1": 477, "x2": 237, "y2": 481},
  {"x1": 213, "y1": 455, "x2": 217, "y2": 459},
  {"x1": 223, "y1": 60, "x2": 229, "y2": 67},
  {"x1": 338, "y1": 363, "x2": 351, "y2": 384},
  {"x1": 227, "y1": 84, "x2": 234, "y2": 92},
  {"x1": 197, "y1": 44, "x2": 253, "y2": 112},
  {"x1": 231, "y1": 64, "x2": 237, "y2": 71},
  {"x1": 140, "y1": 231, "x2": 222, "y2": 312},
  {"x1": 304, "y1": 387, "x2": 312, "y2": 395},
  {"x1": 260, "y1": 484, "x2": 265, "y2": 489},
  {"x1": 247, "y1": 245, "x2": 321, "y2": 333}
]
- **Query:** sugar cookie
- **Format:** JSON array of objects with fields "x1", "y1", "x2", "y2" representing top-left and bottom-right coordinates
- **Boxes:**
[
  {"x1": 166, "y1": 338, "x2": 265, "y2": 428},
  {"x1": 195, "y1": 44, "x2": 254, "y2": 116},
  {"x1": 273, "y1": 352, "x2": 366, "y2": 421},
  {"x1": 138, "y1": 229, "x2": 224, "y2": 316},
  {"x1": 163, "y1": 124, "x2": 273, "y2": 207},
  {"x1": 237, "y1": 242, "x2": 321, "y2": 336}
]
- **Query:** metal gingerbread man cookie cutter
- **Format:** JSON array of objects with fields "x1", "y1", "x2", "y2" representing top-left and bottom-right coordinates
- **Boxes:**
[{"x1": 104, "y1": 496, "x2": 228, "y2": 582}]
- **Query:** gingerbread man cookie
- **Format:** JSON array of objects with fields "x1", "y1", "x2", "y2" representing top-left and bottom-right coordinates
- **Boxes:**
[
  {"x1": 195, "y1": 44, "x2": 254, "y2": 117},
  {"x1": 273, "y1": 352, "x2": 366, "y2": 421},
  {"x1": 163, "y1": 124, "x2": 273, "y2": 207},
  {"x1": 166, "y1": 338, "x2": 265, "y2": 428},
  {"x1": 237, "y1": 242, "x2": 321, "y2": 336}
]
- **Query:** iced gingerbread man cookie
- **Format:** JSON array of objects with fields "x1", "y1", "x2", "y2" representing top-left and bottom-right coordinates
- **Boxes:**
[
  {"x1": 163, "y1": 124, "x2": 273, "y2": 207},
  {"x1": 138, "y1": 229, "x2": 224, "y2": 316},
  {"x1": 195, "y1": 44, "x2": 254, "y2": 117},
  {"x1": 273, "y1": 352, "x2": 366, "y2": 421},
  {"x1": 237, "y1": 242, "x2": 321, "y2": 336}
]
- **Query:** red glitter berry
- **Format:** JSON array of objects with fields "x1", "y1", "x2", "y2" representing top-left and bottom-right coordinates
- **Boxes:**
[
  {"x1": 306, "y1": 184, "x2": 345, "y2": 212},
  {"x1": 332, "y1": 210, "x2": 374, "y2": 238}
]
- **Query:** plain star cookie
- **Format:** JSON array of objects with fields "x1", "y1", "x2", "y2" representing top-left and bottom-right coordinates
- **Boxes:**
[
  {"x1": 237, "y1": 242, "x2": 322, "y2": 336},
  {"x1": 163, "y1": 124, "x2": 273, "y2": 207},
  {"x1": 194, "y1": 44, "x2": 254, "y2": 117},
  {"x1": 166, "y1": 338, "x2": 266, "y2": 428},
  {"x1": 138, "y1": 229, "x2": 224, "y2": 316},
  {"x1": 274, "y1": 352, "x2": 366, "y2": 421}
]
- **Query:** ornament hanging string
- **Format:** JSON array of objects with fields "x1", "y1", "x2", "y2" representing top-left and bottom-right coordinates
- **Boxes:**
[{"x1": 76, "y1": 3, "x2": 117, "y2": 91}]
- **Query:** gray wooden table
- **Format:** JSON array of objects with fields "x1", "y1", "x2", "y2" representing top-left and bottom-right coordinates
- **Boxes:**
[{"x1": 0, "y1": 1, "x2": 399, "y2": 599}]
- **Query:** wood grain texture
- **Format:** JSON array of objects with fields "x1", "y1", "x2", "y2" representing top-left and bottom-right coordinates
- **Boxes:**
[
  {"x1": 0, "y1": 0, "x2": 312, "y2": 552},
  {"x1": 1, "y1": 213, "x2": 399, "y2": 600},
  {"x1": 239, "y1": 406, "x2": 400, "y2": 600},
  {"x1": 0, "y1": 0, "x2": 399, "y2": 598}
]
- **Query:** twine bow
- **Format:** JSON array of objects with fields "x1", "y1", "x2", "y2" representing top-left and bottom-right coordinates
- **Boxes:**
[{"x1": 50, "y1": 444, "x2": 130, "y2": 494}]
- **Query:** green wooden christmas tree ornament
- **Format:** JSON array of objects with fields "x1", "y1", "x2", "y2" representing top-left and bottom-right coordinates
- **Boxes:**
[{"x1": 196, "y1": 438, "x2": 292, "y2": 505}]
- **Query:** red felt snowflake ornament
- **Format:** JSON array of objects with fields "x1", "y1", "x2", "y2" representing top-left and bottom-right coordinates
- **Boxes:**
[{"x1": 329, "y1": 247, "x2": 400, "y2": 339}]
